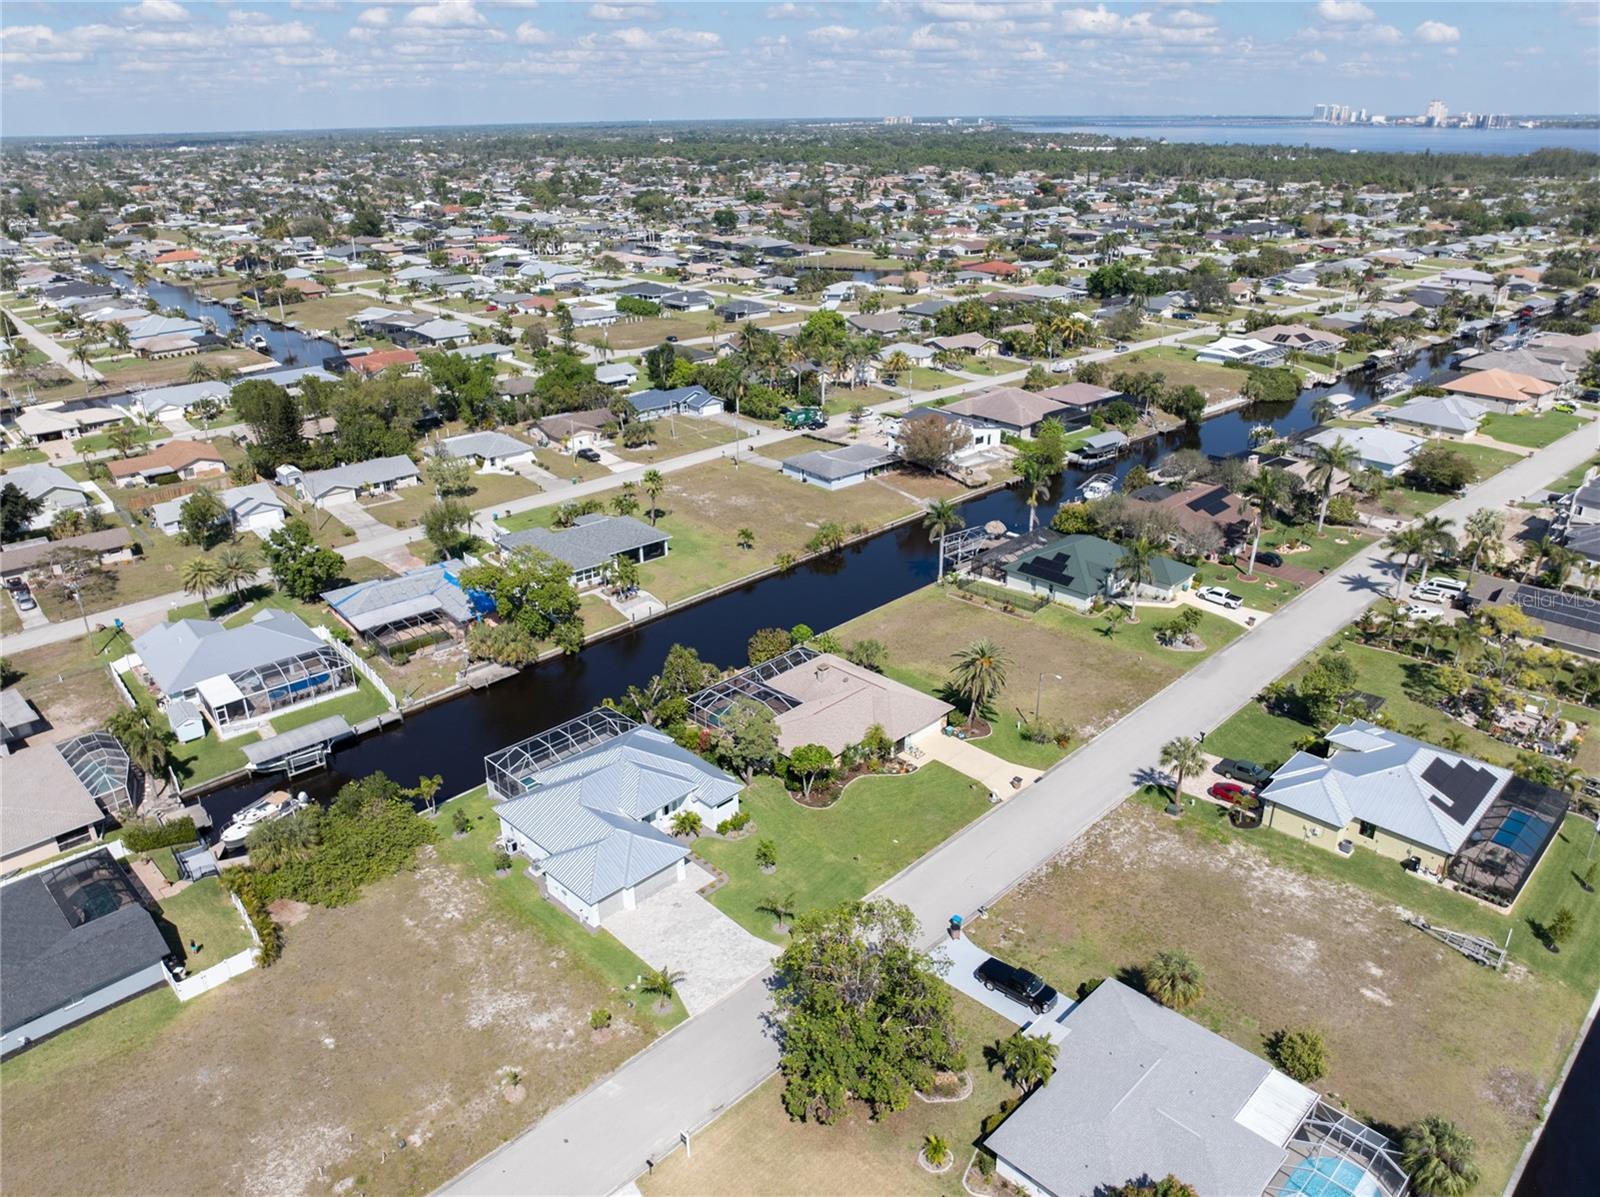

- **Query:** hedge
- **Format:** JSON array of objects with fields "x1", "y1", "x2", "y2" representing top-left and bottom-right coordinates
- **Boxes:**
[{"x1": 123, "y1": 817, "x2": 199, "y2": 853}]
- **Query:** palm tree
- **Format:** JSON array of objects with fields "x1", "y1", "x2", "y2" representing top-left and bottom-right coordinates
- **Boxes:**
[
  {"x1": 186, "y1": 361, "x2": 215, "y2": 384},
  {"x1": 1462, "y1": 508, "x2": 1505, "y2": 583},
  {"x1": 1411, "y1": 515, "x2": 1456, "y2": 587},
  {"x1": 214, "y1": 546, "x2": 257, "y2": 605},
  {"x1": 1306, "y1": 437, "x2": 1357, "y2": 534},
  {"x1": 756, "y1": 891, "x2": 798, "y2": 934},
  {"x1": 884, "y1": 350, "x2": 913, "y2": 385},
  {"x1": 640, "y1": 965, "x2": 686, "y2": 1013},
  {"x1": 182, "y1": 555, "x2": 222, "y2": 614},
  {"x1": 1382, "y1": 526, "x2": 1431, "y2": 599},
  {"x1": 949, "y1": 638, "x2": 1011, "y2": 730},
  {"x1": 1400, "y1": 1116, "x2": 1480, "y2": 1197},
  {"x1": 1018, "y1": 457, "x2": 1051, "y2": 532},
  {"x1": 993, "y1": 1031, "x2": 1059, "y2": 1093},
  {"x1": 1114, "y1": 536, "x2": 1159, "y2": 623},
  {"x1": 923, "y1": 498, "x2": 965, "y2": 580},
  {"x1": 1309, "y1": 395, "x2": 1339, "y2": 425},
  {"x1": 1159, "y1": 735, "x2": 1205, "y2": 801},
  {"x1": 736, "y1": 527, "x2": 755, "y2": 551},
  {"x1": 106, "y1": 708, "x2": 175, "y2": 795},
  {"x1": 641, "y1": 469, "x2": 666, "y2": 526},
  {"x1": 1142, "y1": 948, "x2": 1205, "y2": 1010}
]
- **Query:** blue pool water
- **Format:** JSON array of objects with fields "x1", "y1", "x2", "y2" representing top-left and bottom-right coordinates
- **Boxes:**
[
  {"x1": 1493, "y1": 809, "x2": 1549, "y2": 853},
  {"x1": 1282, "y1": 1155, "x2": 1379, "y2": 1197}
]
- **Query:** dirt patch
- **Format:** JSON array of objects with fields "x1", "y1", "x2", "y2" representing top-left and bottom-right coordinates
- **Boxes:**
[
  {"x1": 268, "y1": 897, "x2": 312, "y2": 926},
  {"x1": 0, "y1": 859, "x2": 646, "y2": 1197}
]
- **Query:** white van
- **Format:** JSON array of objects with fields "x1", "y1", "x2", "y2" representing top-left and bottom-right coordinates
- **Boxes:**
[{"x1": 1412, "y1": 577, "x2": 1466, "y2": 604}]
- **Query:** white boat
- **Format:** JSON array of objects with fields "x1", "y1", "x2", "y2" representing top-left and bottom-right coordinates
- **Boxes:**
[
  {"x1": 248, "y1": 334, "x2": 269, "y2": 351},
  {"x1": 1324, "y1": 391, "x2": 1358, "y2": 407},
  {"x1": 1248, "y1": 423, "x2": 1276, "y2": 444},
  {"x1": 219, "y1": 790, "x2": 309, "y2": 847},
  {"x1": 1376, "y1": 375, "x2": 1410, "y2": 397},
  {"x1": 1077, "y1": 472, "x2": 1118, "y2": 502}
]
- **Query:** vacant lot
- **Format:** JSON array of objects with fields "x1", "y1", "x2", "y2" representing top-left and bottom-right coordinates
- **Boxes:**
[
  {"x1": 695, "y1": 764, "x2": 992, "y2": 942},
  {"x1": 972, "y1": 796, "x2": 1600, "y2": 1193},
  {"x1": 1113, "y1": 345, "x2": 1245, "y2": 403},
  {"x1": 1478, "y1": 410, "x2": 1588, "y2": 450},
  {"x1": 280, "y1": 292, "x2": 386, "y2": 335},
  {"x1": 611, "y1": 418, "x2": 740, "y2": 464},
  {"x1": 0, "y1": 849, "x2": 654, "y2": 1197},
  {"x1": 641, "y1": 991, "x2": 1017, "y2": 1197},
  {"x1": 42, "y1": 348, "x2": 276, "y2": 403},
  {"x1": 359, "y1": 471, "x2": 540, "y2": 530},
  {"x1": 831, "y1": 584, "x2": 1243, "y2": 768}
]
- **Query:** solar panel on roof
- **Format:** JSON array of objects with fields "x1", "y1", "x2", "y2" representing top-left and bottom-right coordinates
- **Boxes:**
[
  {"x1": 1514, "y1": 588, "x2": 1600, "y2": 636},
  {"x1": 1018, "y1": 552, "x2": 1075, "y2": 587},
  {"x1": 1422, "y1": 757, "x2": 1498, "y2": 824},
  {"x1": 1188, "y1": 490, "x2": 1232, "y2": 516}
]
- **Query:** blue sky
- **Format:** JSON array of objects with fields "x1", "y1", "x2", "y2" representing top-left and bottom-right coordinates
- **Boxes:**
[{"x1": 2, "y1": 1, "x2": 1597, "y2": 137}]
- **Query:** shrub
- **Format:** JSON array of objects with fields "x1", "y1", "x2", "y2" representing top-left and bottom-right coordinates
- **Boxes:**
[
  {"x1": 122, "y1": 817, "x2": 198, "y2": 853},
  {"x1": 1546, "y1": 906, "x2": 1577, "y2": 947},
  {"x1": 976, "y1": 1149, "x2": 996, "y2": 1180},
  {"x1": 716, "y1": 810, "x2": 752, "y2": 835},
  {"x1": 924, "y1": 1134, "x2": 951, "y2": 1168},
  {"x1": 1142, "y1": 949, "x2": 1204, "y2": 1010},
  {"x1": 1267, "y1": 1028, "x2": 1329, "y2": 1083},
  {"x1": 221, "y1": 867, "x2": 283, "y2": 967},
  {"x1": 493, "y1": 849, "x2": 513, "y2": 873},
  {"x1": 452, "y1": 806, "x2": 471, "y2": 836},
  {"x1": 754, "y1": 838, "x2": 778, "y2": 870},
  {"x1": 980, "y1": 1096, "x2": 1018, "y2": 1137},
  {"x1": 590, "y1": 1007, "x2": 614, "y2": 1030}
]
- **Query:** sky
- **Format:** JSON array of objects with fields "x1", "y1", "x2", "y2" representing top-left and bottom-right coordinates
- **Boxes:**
[{"x1": 2, "y1": 1, "x2": 1597, "y2": 137}]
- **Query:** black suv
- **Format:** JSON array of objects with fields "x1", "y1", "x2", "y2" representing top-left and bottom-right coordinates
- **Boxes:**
[
  {"x1": 1216, "y1": 758, "x2": 1272, "y2": 786},
  {"x1": 974, "y1": 956, "x2": 1058, "y2": 1015}
]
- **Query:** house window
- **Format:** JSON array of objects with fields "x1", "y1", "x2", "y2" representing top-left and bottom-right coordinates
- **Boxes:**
[{"x1": 1358, "y1": 820, "x2": 1377, "y2": 840}]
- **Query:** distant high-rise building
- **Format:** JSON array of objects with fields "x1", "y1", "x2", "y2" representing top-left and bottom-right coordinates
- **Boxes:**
[
  {"x1": 1424, "y1": 99, "x2": 1447, "y2": 126},
  {"x1": 1312, "y1": 104, "x2": 1330, "y2": 122},
  {"x1": 882, "y1": 115, "x2": 912, "y2": 126}
]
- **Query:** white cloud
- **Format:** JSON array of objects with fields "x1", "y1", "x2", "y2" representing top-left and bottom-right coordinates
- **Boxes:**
[
  {"x1": 403, "y1": 2, "x2": 489, "y2": 29},
  {"x1": 589, "y1": 1, "x2": 658, "y2": 21},
  {"x1": 610, "y1": 25, "x2": 718, "y2": 49},
  {"x1": 514, "y1": 20, "x2": 551, "y2": 43},
  {"x1": 1414, "y1": 20, "x2": 1460, "y2": 44},
  {"x1": 766, "y1": 3, "x2": 819, "y2": 18},
  {"x1": 807, "y1": 24, "x2": 860, "y2": 44},
  {"x1": 1365, "y1": 24, "x2": 1402, "y2": 45},
  {"x1": 1316, "y1": 0, "x2": 1373, "y2": 22},
  {"x1": 355, "y1": 7, "x2": 392, "y2": 27},
  {"x1": 1299, "y1": 48, "x2": 1328, "y2": 64},
  {"x1": 121, "y1": 0, "x2": 191, "y2": 24},
  {"x1": 908, "y1": 24, "x2": 961, "y2": 50},
  {"x1": 6, "y1": 71, "x2": 44, "y2": 90}
]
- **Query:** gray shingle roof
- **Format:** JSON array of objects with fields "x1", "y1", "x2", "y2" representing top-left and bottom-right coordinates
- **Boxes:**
[
  {"x1": 132, "y1": 608, "x2": 325, "y2": 696},
  {"x1": 437, "y1": 431, "x2": 532, "y2": 462},
  {"x1": 0, "y1": 742, "x2": 106, "y2": 857},
  {"x1": 297, "y1": 455, "x2": 420, "y2": 501},
  {"x1": 782, "y1": 442, "x2": 897, "y2": 482},
  {"x1": 496, "y1": 514, "x2": 668, "y2": 573}
]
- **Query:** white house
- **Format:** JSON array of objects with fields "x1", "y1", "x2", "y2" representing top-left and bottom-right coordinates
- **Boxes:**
[
  {"x1": 432, "y1": 431, "x2": 535, "y2": 473},
  {"x1": 150, "y1": 483, "x2": 286, "y2": 538}
]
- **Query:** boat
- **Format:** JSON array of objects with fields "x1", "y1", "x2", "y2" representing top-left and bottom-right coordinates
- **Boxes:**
[
  {"x1": 218, "y1": 789, "x2": 310, "y2": 847},
  {"x1": 1324, "y1": 391, "x2": 1357, "y2": 407},
  {"x1": 1076, "y1": 472, "x2": 1117, "y2": 502},
  {"x1": 248, "y1": 334, "x2": 269, "y2": 352},
  {"x1": 1247, "y1": 423, "x2": 1276, "y2": 444},
  {"x1": 1376, "y1": 375, "x2": 1410, "y2": 398}
]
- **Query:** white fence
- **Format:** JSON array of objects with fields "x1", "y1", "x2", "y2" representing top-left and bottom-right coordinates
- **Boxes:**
[
  {"x1": 166, "y1": 947, "x2": 256, "y2": 1001},
  {"x1": 313, "y1": 625, "x2": 399, "y2": 709}
]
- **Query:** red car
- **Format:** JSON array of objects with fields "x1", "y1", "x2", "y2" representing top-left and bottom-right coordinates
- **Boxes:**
[{"x1": 1207, "y1": 781, "x2": 1252, "y2": 805}]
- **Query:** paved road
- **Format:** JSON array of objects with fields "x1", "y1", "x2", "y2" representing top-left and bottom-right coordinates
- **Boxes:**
[
  {"x1": 439, "y1": 418, "x2": 1599, "y2": 1197},
  {"x1": 2, "y1": 303, "x2": 105, "y2": 381}
]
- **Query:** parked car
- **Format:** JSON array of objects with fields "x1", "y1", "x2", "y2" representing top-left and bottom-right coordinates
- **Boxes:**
[
  {"x1": 665, "y1": 335, "x2": 679, "y2": 343},
  {"x1": 1554, "y1": 401, "x2": 1577, "y2": 413},
  {"x1": 13, "y1": 586, "x2": 36, "y2": 611},
  {"x1": 1216, "y1": 758, "x2": 1272, "y2": 786},
  {"x1": 1114, "y1": 343, "x2": 1131, "y2": 354},
  {"x1": 575, "y1": 448, "x2": 603, "y2": 463},
  {"x1": 1175, "y1": 312, "x2": 1194, "y2": 321},
  {"x1": 1412, "y1": 577, "x2": 1466, "y2": 604},
  {"x1": 974, "y1": 956, "x2": 1059, "y2": 1015},
  {"x1": 1208, "y1": 780, "x2": 1253, "y2": 805},
  {"x1": 1197, "y1": 586, "x2": 1244, "y2": 610},
  {"x1": 1400, "y1": 603, "x2": 1441, "y2": 621},
  {"x1": 1254, "y1": 551, "x2": 1284, "y2": 568}
]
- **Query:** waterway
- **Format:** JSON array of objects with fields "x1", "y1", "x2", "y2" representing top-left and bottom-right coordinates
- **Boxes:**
[{"x1": 1007, "y1": 116, "x2": 1600, "y2": 156}]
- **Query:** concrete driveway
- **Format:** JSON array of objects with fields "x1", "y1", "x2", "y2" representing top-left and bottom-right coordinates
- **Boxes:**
[
  {"x1": 911, "y1": 729, "x2": 1041, "y2": 799},
  {"x1": 604, "y1": 863, "x2": 777, "y2": 1016},
  {"x1": 327, "y1": 495, "x2": 391, "y2": 541},
  {"x1": 931, "y1": 934, "x2": 1071, "y2": 1030}
]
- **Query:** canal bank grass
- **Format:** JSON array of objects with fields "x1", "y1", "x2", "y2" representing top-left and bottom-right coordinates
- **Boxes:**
[
  {"x1": 120, "y1": 667, "x2": 257, "y2": 785},
  {"x1": 497, "y1": 460, "x2": 971, "y2": 605},
  {"x1": 435, "y1": 788, "x2": 688, "y2": 1030},
  {"x1": 36, "y1": 347, "x2": 277, "y2": 404},
  {"x1": 971, "y1": 796, "x2": 1600, "y2": 1195},
  {"x1": 0, "y1": 848, "x2": 654, "y2": 1197},
  {"x1": 639, "y1": 991, "x2": 1017, "y2": 1197},
  {"x1": 694, "y1": 765, "x2": 993, "y2": 944},
  {"x1": 829, "y1": 584, "x2": 1245, "y2": 770}
]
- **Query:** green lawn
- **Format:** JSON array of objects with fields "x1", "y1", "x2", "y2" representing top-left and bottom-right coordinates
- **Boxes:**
[
  {"x1": 269, "y1": 675, "x2": 390, "y2": 733},
  {"x1": 0, "y1": 988, "x2": 183, "y2": 1092},
  {"x1": 1548, "y1": 455, "x2": 1600, "y2": 493},
  {"x1": 694, "y1": 765, "x2": 992, "y2": 942},
  {"x1": 1, "y1": 446, "x2": 48, "y2": 466},
  {"x1": 121, "y1": 668, "x2": 256, "y2": 787},
  {"x1": 610, "y1": 419, "x2": 739, "y2": 464},
  {"x1": 433, "y1": 788, "x2": 687, "y2": 1028},
  {"x1": 1479, "y1": 410, "x2": 1588, "y2": 450},
  {"x1": 155, "y1": 876, "x2": 253, "y2": 970},
  {"x1": 72, "y1": 424, "x2": 162, "y2": 455}
]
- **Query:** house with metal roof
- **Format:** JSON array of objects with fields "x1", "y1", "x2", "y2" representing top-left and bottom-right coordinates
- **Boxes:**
[
  {"x1": 322, "y1": 559, "x2": 481, "y2": 658},
  {"x1": 1261, "y1": 721, "x2": 1568, "y2": 898},
  {"x1": 1302, "y1": 427, "x2": 1423, "y2": 477},
  {"x1": 495, "y1": 513, "x2": 669, "y2": 588},
  {"x1": 986, "y1": 533, "x2": 1195, "y2": 612},
  {"x1": 0, "y1": 850, "x2": 173, "y2": 1057},
  {"x1": 986, "y1": 979, "x2": 1407, "y2": 1197},
  {"x1": 485, "y1": 718, "x2": 741, "y2": 927},
  {"x1": 1380, "y1": 395, "x2": 1489, "y2": 440},
  {"x1": 150, "y1": 482, "x2": 286, "y2": 538},
  {"x1": 131, "y1": 608, "x2": 357, "y2": 735},
  {"x1": 780, "y1": 442, "x2": 898, "y2": 491},
  {"x1": 432, "y1": 430, "x2": 535, "y2": 473}
]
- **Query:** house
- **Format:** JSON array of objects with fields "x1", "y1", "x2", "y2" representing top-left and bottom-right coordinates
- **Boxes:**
[
  {"x1": 687, "y1": 646, "x2": 951, "y2": 757},
  {"x1": 130, "y1": 609, "x2": 357, "y2": 735},
  {"x1": 1569, "y1": 472, "x2": 1600, "y2": 527},
  {"x1": 846, "y1": 311, "x2": 907, "y2": 337},
  {"x1": 893, "y1": 408, "x2": 1004, "y2": 461},
  {"x1": 1195, "y1": 336, "x2": 1288, "y2": 366},
  {"x1": 432, "y1": 431, "x2": 534, "y2": 473},
  {"x1": 941, "y1": 387, "x2": 1071, "y2": 437},
  {"x1": 717, "y1": 298, "x2": 770, "y2": 322},
  {"x1": 389, "y1": 317, "x2": 471, "y2": 349},
  {"x1": 926, "y1": 332, "x2": 999, "y2": 357},
  {"x1": 1442, "y1": 368, "x2": 1557, "y2": 414},
  {"x1": 347, "y1": 348, "x2": 420, "y2": 377},
  {"x1": 985, "y1": 533, "x2": 1195, "y2": 611},
  {"x1": 106, "y1": 440, "x2": 228, "y2": 487},
  {"x1": 495, "y1": 514, "x2": 669, "y2": 588},
  {"x1": 1036, "y1": 382, "x2": 1120, "y2": 419},
  {"x1": 287, "y1": 455, "x2": 421, "y2": 507},
  {"x1": 536, "y1": 409, "x2": 612, "y2": 451},
  {"x1": 0, "y1": 688, "x2": 47, "y2": 756},
  {"x1": 1248, "y1": 323, "x2": 1348, "y2": 356},
  {"x1": 1, "y1": 463, "x2": 91, "y2": 530},
  {"x1": 985, "y1": 979, "x2": 1407, "y2": 1197},
  {"x1": 323, "y1": 559, "x2": 480, "y2": 656},
  {"x1": 1302, "y1": 426, "x2": 1423, "y2": 477},
  {"x1": 781, "y1": 443, "x2": 898, "y2": 490},
  {"x1": 1262, "y1": 720, "x2": 1568, "y2": 900},
  {"x1": 629, "y1": 386, "x2": 723, "y2": 420},
  {"x1": 1380, "y1": 395, "x2": 1488, "y2": 440},
  {"x1": 594, "y1": 362, "x2": 638, "y2": 389},
  {"x1": 0, "y1": 731, "x2": 137, "y2": 870},
  {"x1": 1126, "y1": 483, "x2": 1258, "y2": 552},
  {"x1": 875, "y1": 342, "x2": 938, "y2": 369},
  {"x1": 1468, "y1": 577, "x2": 1600, "y2": 657},
  {"x1": 0, "y1": 851, "x2": 172, "y2": 1056},
  {"x1": 1456, "y1": 349, "x2": 1571, "y2": 390},
  {"x1": 0, "y1": 528, "x2": 135, "y2": 583},
  {"x1": 124, "y1": 379, "x2": 232, "y2": 421},
  {"x1": 150, "y1": 483, "x2": 286, "y2": 538},
  {"x1": 13, "y1": 401, "x2": 126, "y2": 443},
  {"x1": 485, "y1": 716, "x2": 742, "y2": 928}
]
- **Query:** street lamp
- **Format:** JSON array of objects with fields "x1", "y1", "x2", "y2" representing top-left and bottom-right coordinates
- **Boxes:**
[{"x1": 1035, "y1": 673, "x2": 1062, "y2": 723}]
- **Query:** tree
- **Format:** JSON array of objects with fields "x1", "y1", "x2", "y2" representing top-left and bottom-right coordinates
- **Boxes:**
[
  {"x1": 1401, "y1": 1117, "x2": 1480, "y2": 1197},
  {"x1": 1463, "y1": 507, "x2": 1506, "y2": 582},
  {"x1": 993, "y1": 1030, "x2": 1059, "y2": 1093},
  {"x1": 1103, "y1": 304, "x2": 1145, "y2": 343},
  {"x1": 1018, "y1": 456, "x2": 1052, "y2": 533},
  {"x1": 107, "y1": 420, "x2": 143, "y2": 458},
  {"x1": 425, "y1": 453, "x2": 474, "y2": 499},
  {"x1": 412, "y1": 773, "x2": 443, "y2": 817},
  {"x1": 1159, "y1": 735, "x2": 1204, "y2": 801},
  {"x1": 670, "y1": 810, "x2": 703, "y2": 838},
  {"x1": 897, "y1": 413, "x2": 972, "y2": 473},
  {"x1": 1383, "y1": 526, "x2": 1431, "y2": 599},
  {"x1": 459, "y1": 547, "x2": 580, "y2": 641},
  {"x1": 1, "y1": 483, "x2": 44, "y2": 543},
  {"x1": 714, "y1": 699, "x2": 777, "y2": 782},
  {"x1": 788, "y1": 743, "x2": 836, "y2": 801},
  {"x1": 846, "y1": 639, "x2": 888, "y2": 671},
  {"x1": 1408, "y1": 443, "x2": 1477, "y2": 494},
  {"x1": 757, "y1": 891, "x2": 798, "y2": 934},
  {"x1": 775, "y1": 900, "x2": 963, "y2": 1123},
  {"x1": 754, "y1": 838, "x2": 778, "y2": 871},
  {"x1": 1114, "y1": 536, "x2": 1159, "y2": 623},
  {"x1": 262, "y1": 519, "x2": 346, "y2": 601},
  {"x1": 1306, "y1": 437, "x2": 1358, "y2": 534},
  {"x1": 644, "y1": 343, "x2": 677, "y2": 389},
  {"x1": 639, "y1": 965, "x2": 686, "y2": 1013},
  {"x1": 1142, "y1": 948, "x2": 1205, "y2": 1010},
  {"x1": 748, "y1": 626, "x2": 794, "y2": 666},
  {"x1": 421, "y1": 497, "x2": 474, "y2": 560},
  {"x1": 641, "y1": 468, "x2": 666, "y2": 526},
  {"x1": 181, "y1": 554, "x2": 222, "y2": 614},
  {"x1": 214, "y1": 545, "x2": 257, "y2": 605},
  {"x1": 106, "y1": 707, "x2": 176, "y2": 793},
  {"x1": 231, "y1": 379, "x2": 303, "y2": 473},
  {"x1": 949, "y1": 638, "x2": 1010, "y2": 729},
  {"x1": 1106, "y1": 1177, "x2": 1199, "y2": 1197},
  {"x1": 923, "y1": 499, "x2": 965, "y2": 580},
  {"x1": 177, "y1": 487, "x2": 228, "y2": 547},
  {"x1": 1267, "y1": 1028, "x2": 1329, "y2": 1083},
  {"x1": 1546, "y1": 905, "x2": 1576, "y2": 948},
  {"x1": 736, "y1": 526, "x2": 755, "y2": 551},
  {"x1": 465, "y1": 621, "x2": 541, "y2": 666}
]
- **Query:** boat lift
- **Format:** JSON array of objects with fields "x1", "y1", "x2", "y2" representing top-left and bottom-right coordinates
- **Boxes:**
[{"x1": 242, "y1": 715, "x2": 354, "y2": 778}]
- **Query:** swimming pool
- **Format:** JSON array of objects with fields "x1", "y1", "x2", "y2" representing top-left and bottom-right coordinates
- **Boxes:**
[
  {"x1": 1281, "y1": 1154, "x2": 1382, "y2": 1197},
  {"x1": 1492, "y1": 808, "x2": 1550, "y2": 854}
]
